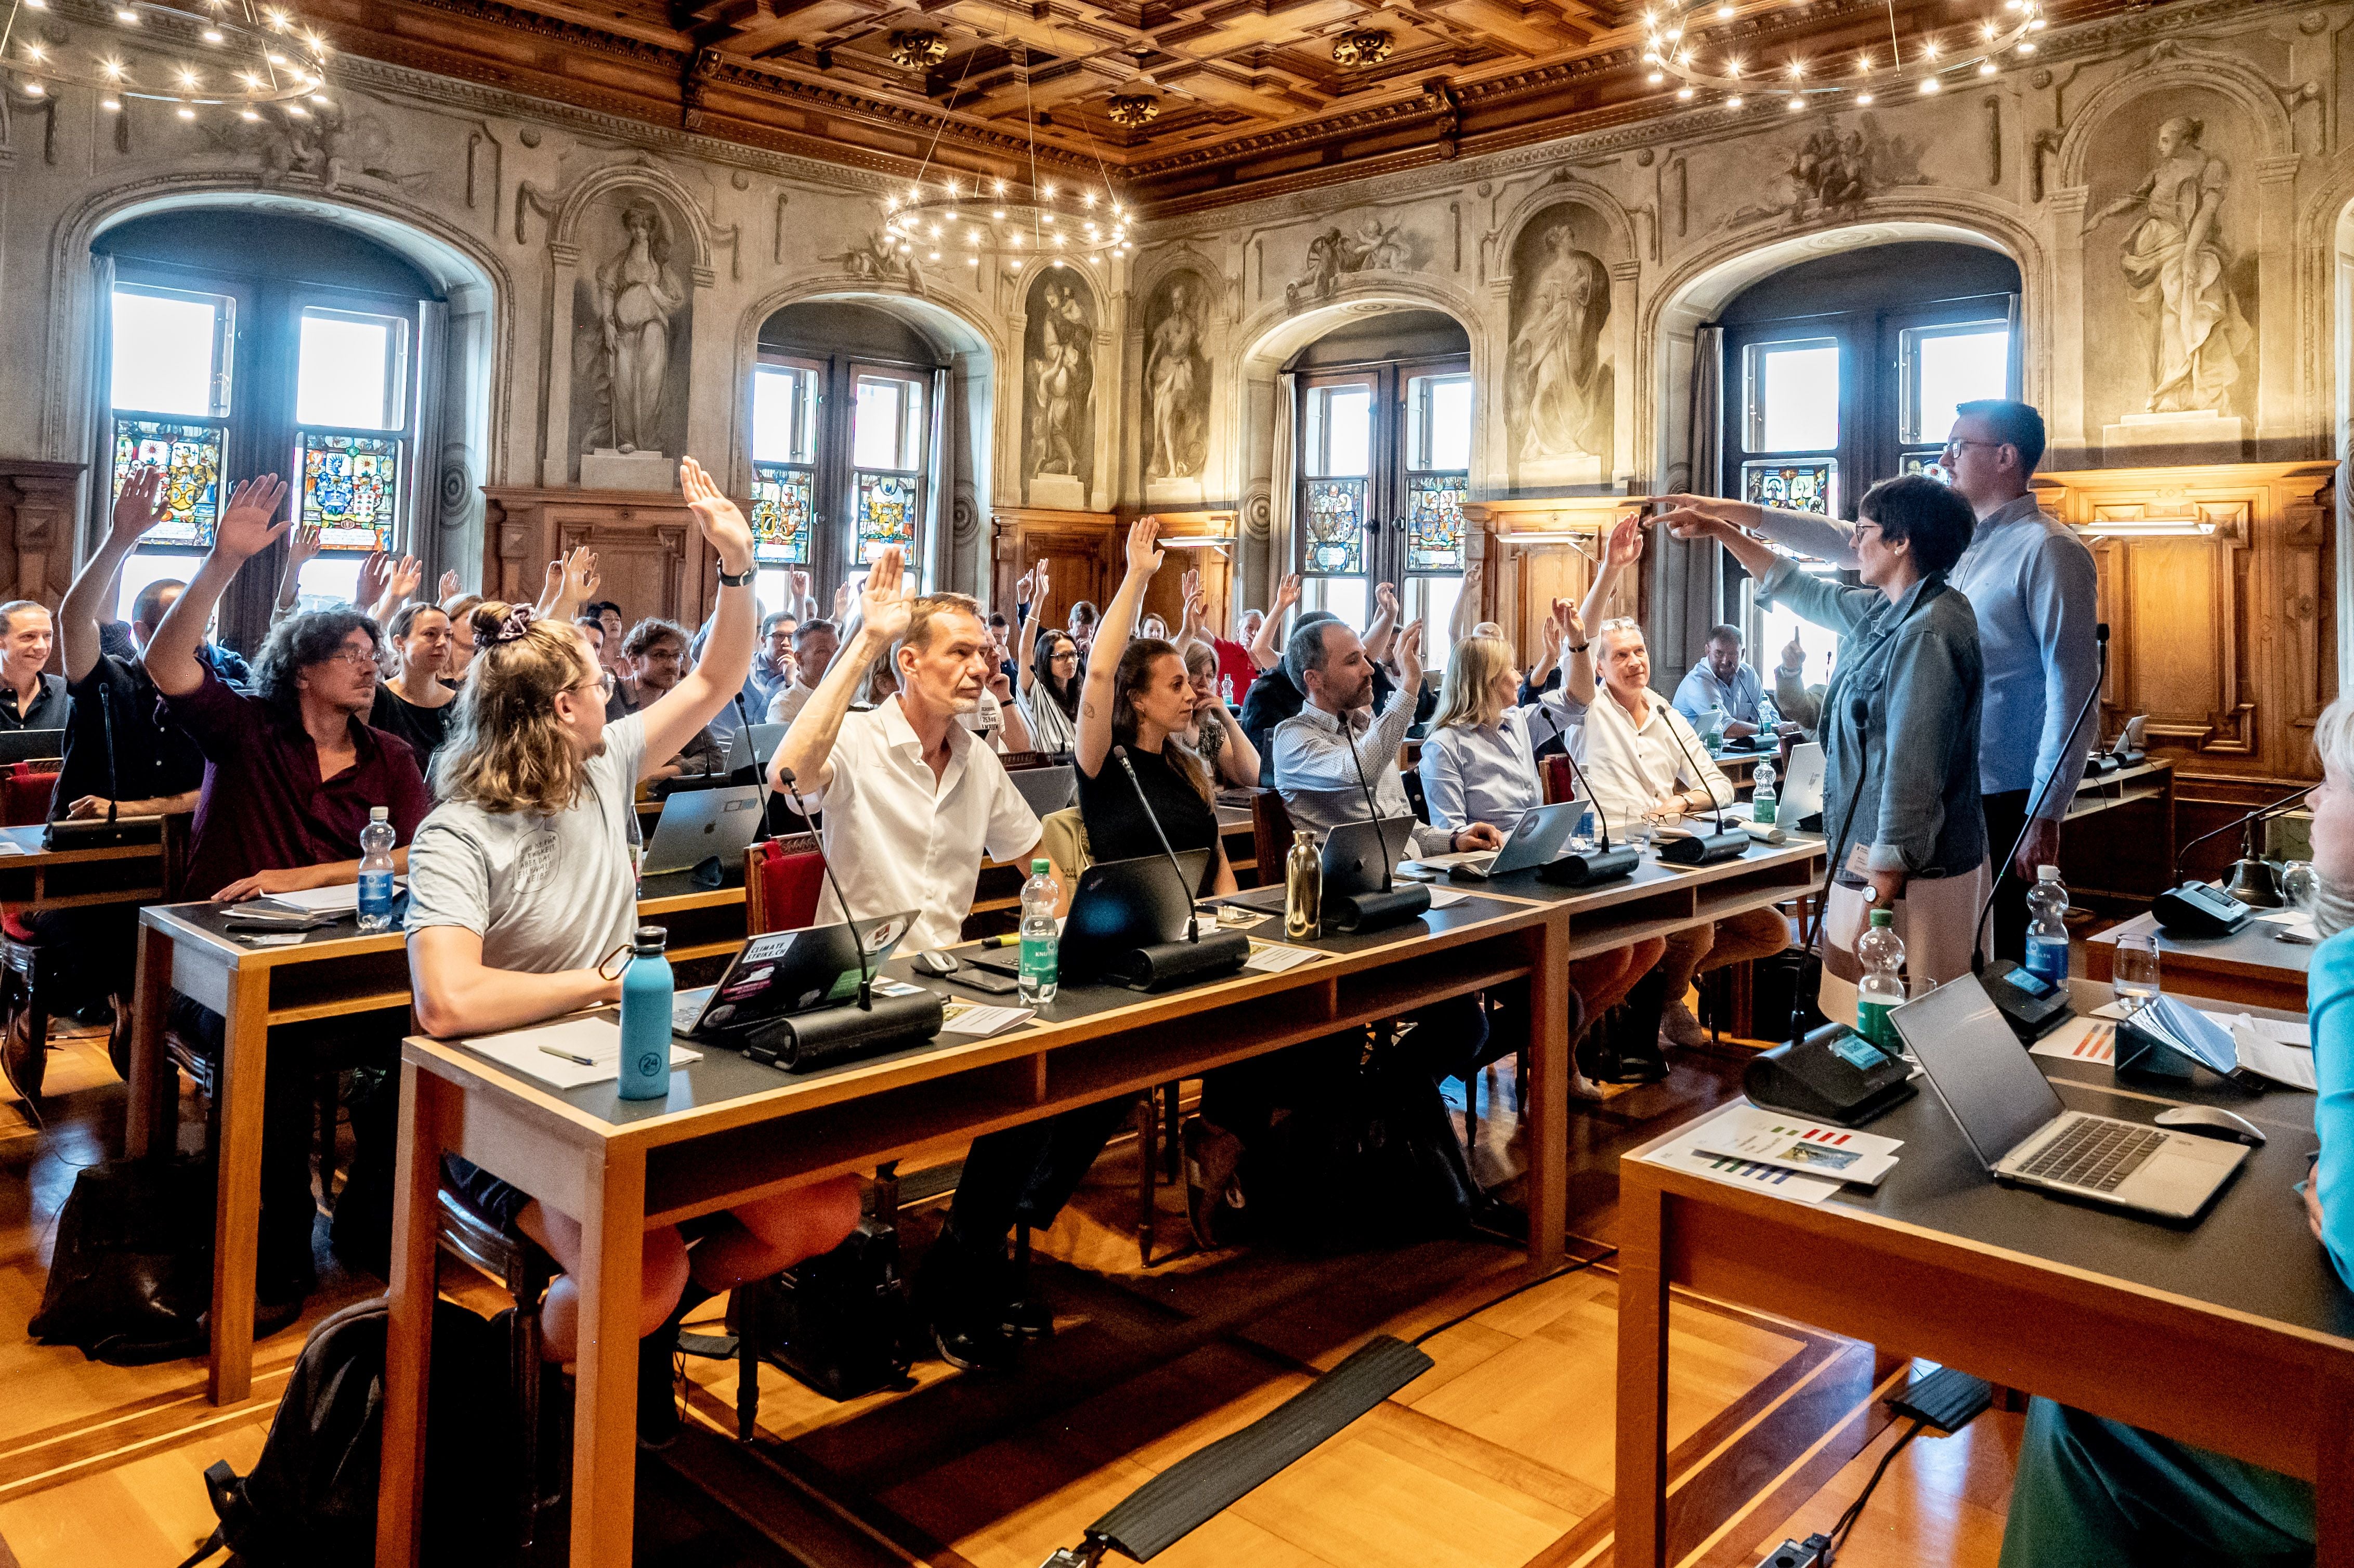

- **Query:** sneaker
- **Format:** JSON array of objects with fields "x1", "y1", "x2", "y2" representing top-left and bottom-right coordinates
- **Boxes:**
[
  {"x1": 1658, "y1": 999, "x2": 1709, "y2": 1051},
  {"x1": 1181, "y1": 1117, "x2": 1247, "y2": 1251}
]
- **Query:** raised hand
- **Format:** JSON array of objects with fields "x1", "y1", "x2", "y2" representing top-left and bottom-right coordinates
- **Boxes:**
[
  {"x1": 1034, "y1": 559, "x2": 1050, "y2": 607},
  {"x1": 389, "y1": 554, "x2": 425, "y2": 603},
  {"x1": 679, "y1": 456, "x2": 754, "y2": 572},
  {"x1": 1395, "y1": 617, "x2": 1426, "y2": 695},
  {"x1": 358, "y1": 552, "x2": 397, "y2": 610},
  {"x1": 859, "y1": 546, "x2": 915, "y2": 647},
  {"x1": 1375, "y1": 581, "x2": 1400, "y2": 618},
  {"x1": 210, "y1": 475, "x2": 290, "y2": 564},
  {"x1": 788, "y1": 567, "x2": 809, "y2": 606},
  {"x1": 1603, "y1": 514, "x2": 1645, "y2": 571},
  {"x1": 1539, "y1": 613, "x2": 1560, "y2": 649},
  {"x1": 438, "y1": 568, "x2": 462, "y2": 606},
  {"x1": 563, "y1": 544, "x2": 599, "y2": 605},
  {"x1": 832, "y1": 577, "x2": 856, "y2": 621},
  {"x1": 537, "y1": 558, "x2": 564, "y2": 607},
  {"x1": 1462, "y1": 560, "x2": 1484, "y2": 592},
  {"x1": 1274, "y1": 572, "x2": 1302, "y2": 613},
  {"x1": 111, "y1": 466, "x2": 166, "y2": 544},
  {"x1": 1781, "y1": 629, "x2": 1805, "y2": 671},
  {"x1": 1551, "y1": 595, "x2": 1587, "y2": 651},
  {"x1": 1123, "y1": 516, "x2": 1165, "y2": 579},
  {"x1": 286, "y1": 519, "x2": 325, "y2": 569}
]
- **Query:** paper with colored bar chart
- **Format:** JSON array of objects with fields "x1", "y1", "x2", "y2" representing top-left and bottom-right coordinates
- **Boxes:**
[
  {"x1": 2028, "y1": 1015, "x2": 2117, "y2": 1065},
  {"x1": 1636, "y1": 1104, "x2": 1842, "y2": 1205},
  {"x1": 1692, "y1": 1106, "x2": 1904, "y2": 1188}
]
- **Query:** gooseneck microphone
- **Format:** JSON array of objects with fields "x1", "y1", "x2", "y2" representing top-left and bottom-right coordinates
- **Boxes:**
[
  {"x1": 771, "y1": 762, "x2": 872, "y2": 1010},
  {"x1": 1113, "y1": 744, "x2": 1198, "y2": 944},
  {"x1": 1538, "y1": 747, "x2": 1640, "y2": 886},
  {"x1": 1658, "y1": 712, "x2": 1748, "y2": 867},
  {"x1": 1341, "y1": 705, "x2": 1396, "y2": 894},
  {"x1": 1969, "y1": 623, "x2": 2109, "y2": 976}
]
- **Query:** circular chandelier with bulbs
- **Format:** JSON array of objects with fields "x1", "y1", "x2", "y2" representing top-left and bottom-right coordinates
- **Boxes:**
[
  {"x1": 1642, "y1": 0, "x2": 2047, "y2": 112},
  {"x1": 2, "y1": 0, "x2": 332, "y2": 119}
]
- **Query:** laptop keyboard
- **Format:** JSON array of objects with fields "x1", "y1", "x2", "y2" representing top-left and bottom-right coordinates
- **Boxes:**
[{"x1": 2017, "y1": 1117, "x2": 2168, "y2": 1192}]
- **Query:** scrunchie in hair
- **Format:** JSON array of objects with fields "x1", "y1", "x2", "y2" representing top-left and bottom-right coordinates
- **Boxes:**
[{"x1": 489, "y1": 604, "x2": 537, "y2": 647}]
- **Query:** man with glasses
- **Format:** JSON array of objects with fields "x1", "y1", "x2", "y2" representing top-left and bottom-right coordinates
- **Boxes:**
[
  {"x1": 1663, "y1": 398, "x2": 2098, "y2": 961},
  {"x1": 142, "y1": 471, "x2": 433, "y2": 1317}
]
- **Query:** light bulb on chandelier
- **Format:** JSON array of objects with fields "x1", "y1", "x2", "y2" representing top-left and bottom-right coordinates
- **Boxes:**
[
  {"x1": 1640, "y1": 0, "x2": 2045, "y2": 113},
  {"x1": 4, "y1": 0, "x2": 331, "y2": 121}
]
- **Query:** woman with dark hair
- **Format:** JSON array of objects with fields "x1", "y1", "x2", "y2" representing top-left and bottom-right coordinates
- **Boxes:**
[
  {"x1": 1017, "y1": 619, "x2": 1083, "y2": 753},
  {"x1": 369, "y1": 601, "x2": 457, "y2": 774},
  {"x1": 1666, "y1": 472, "x2": 1987, "y2": 996}
]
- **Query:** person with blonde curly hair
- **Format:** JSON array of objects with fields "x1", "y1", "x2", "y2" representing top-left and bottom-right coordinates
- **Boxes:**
[{"x1": 405, "y1": 458, "x2": 861, "y2": 1446}]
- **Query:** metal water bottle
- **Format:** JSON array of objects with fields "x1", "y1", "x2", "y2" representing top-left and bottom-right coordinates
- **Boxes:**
[
  {"x1": 1284, "y1": 829, "x2": 1322, "y2": 940},
  {"x1": 617, "y1": 924, "x2": 674, "y2": 1101}
]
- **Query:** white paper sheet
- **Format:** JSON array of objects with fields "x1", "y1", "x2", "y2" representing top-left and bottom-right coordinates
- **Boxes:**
[
  {"x1": 1243, "y1": 940, "x2": 1320, "y2": 974},
  {"x1": 2227, "y1": 1019, "x2": 2318, "y2": 1091},
  {"x1": 1690, "y1": 1105, "x2": 1903, "y2": 1186},
  {"x1": 259, "y1": 879, "x2": 407, "y2": 914},
  {"x1": 939, "y1": 1003, "x2": 1035, "y2": 1038},
  {"x1": 2257, "y1": 910, "x2": 2319, "y2": 940},
  {"x1": 2029, "y1": 1015, "x2": 2118, "y2": 1065},
  {"x1": 1424, "y1": 886, "x2": 1469, "y2": 908},
  {"x1": 1634, "y1": 1103, "x2": 1841, "y2": 1205},
  {"x1": 465, "y1": 1016, "x2": 701, "y2": 1090}
]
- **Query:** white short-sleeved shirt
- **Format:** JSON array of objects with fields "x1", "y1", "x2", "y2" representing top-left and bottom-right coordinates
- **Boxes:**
[
  {"x1": 404, "y1": 712, "x2": 650, "y2": 973},
  {"x1": 1558, "y1": 687, "x2": 1734, "y2": 839},
  {"x1": 793, "y1": 695, "x2": 1042, "y2": 952}
]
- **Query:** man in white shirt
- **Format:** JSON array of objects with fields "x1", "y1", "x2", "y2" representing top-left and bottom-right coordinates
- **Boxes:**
[
  {"x1": 770, "y1": 552, "x2": 1112, "y2": 1374},
  {"x1": 1561, "y1": 519, "x2": 1787, "y2": 1066},
  {"x1": 765, "y1": 617, "x2": 839, "y2": 728},
  {"x1": 1671, "y1": 624, "x2": 1765, "y2": 738}
]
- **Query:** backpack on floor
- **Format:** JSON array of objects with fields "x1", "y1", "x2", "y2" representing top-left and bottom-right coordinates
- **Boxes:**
[
  {"x1": 29, "y1": 1154, "x2": 214, "y2": 1365},
  {"x1": 178, "y1": 1295, "x2": 518, "y2": 1568}
]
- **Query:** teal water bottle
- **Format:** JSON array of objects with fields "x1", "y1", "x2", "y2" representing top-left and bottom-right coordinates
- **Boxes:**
[{"x1": 617, "y1": 924, "x2": 674, "y2": 1101}]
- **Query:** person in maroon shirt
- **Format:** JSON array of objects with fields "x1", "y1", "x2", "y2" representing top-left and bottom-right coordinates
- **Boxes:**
[{"x1": 143, "y1": 472, "x2": 432, "y2": 1316}]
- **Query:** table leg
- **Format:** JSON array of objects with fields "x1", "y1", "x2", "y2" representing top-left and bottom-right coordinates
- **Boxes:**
[
  {"x1": 376, "y1": 1063, "x2": 450, "y2": 1568},
  {"x1": 124, "y1": 923, "x2": 173, "y2": 1159},
  {"x1": 1613, "y1": 1171, "x2": 1670, "y2": 1568},
  {"x1": 207, "y1": 966, "x2": 270, "y2": 1405},
  {"x1": 569, "y1": 1146, "x2": 646, "y2": 1568},
  {"x1": 2320, "y1": 1368, "x2": 2353, "y2": 1567},
  {"x1": 1525, "y1": 911, "x2": 1570, "y2": 1272}
]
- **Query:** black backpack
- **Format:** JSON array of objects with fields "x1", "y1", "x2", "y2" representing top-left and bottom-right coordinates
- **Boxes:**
[
  {"x1": 29, "y1": 1154, "x2": 213, "y2": 1365},
  {"x1": 179, "y1": 1295, "x2": 520, "y2": 1568}
]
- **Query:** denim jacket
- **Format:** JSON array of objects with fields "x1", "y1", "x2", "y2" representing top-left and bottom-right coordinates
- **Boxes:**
[{"x1": 1757, "y1": 559, "x2": 1986, "y2": 879}]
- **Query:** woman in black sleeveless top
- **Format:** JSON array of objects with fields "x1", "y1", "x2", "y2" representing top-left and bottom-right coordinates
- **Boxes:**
[{"x1": 1074, "y1": 519, "x2": 1235, "y2": 899}]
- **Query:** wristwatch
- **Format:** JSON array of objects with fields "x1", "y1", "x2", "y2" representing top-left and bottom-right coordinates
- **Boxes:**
[
  {"x1": 1567, "y1": 643, "x2": 1591, "y2": 656},
  {"x1": 717, "y1": 564, "x2": 754, "y2": 587}
]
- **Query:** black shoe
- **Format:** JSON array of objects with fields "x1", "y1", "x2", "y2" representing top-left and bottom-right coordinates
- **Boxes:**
[
  {"x1": 1000, "y1": 1295, "x2": 1054, "y2": 1340},
  {"x1": 637, "y1": 1324, "x2": 681, "y2": 1449},
  {"x1": 2, "y1": 1008, "x2": 44, "y2": 1101},
  {"x1": 105, "y1": 996, "x2": 132, "y2": 1082},
  {"x1": 1608, "y1": 1051, "x2": 1670, "y2": 1084},
  {"x1": 931, "y1": 1314, "x2": 1022, "y2": 1372}
]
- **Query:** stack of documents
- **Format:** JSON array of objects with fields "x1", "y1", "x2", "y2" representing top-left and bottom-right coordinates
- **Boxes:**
[
  {"x1": 465, "y1": 1016, "x2": 701, "y2": 1090},
  {"x1": 1637, "y1": 1101, "x2": 1906, "y2": 1204}
]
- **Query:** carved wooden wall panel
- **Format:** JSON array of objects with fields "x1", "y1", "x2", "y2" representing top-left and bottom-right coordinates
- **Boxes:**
[
  {"x1": 1462, "y1": 496, "x2": 1648, "y2": 670},
  {"x1": 482, "y1": 487, "x2": 711, "y2": 632},
  {"x1": 1135, "y1": 512, "x2": 1239, "y2": 645},
  {"x1": 989, "y1": 508, "x2": 1118, "y2": 643}
]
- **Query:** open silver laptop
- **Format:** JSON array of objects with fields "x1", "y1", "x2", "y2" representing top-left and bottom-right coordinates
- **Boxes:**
[
  {"x1": 1891, "y1": 978, "x2": 2248, "y2": 1222},
  {"x1": 1729, "y1": 740, "x2": 1824, "y2": 825},
  {"x1": 1416, "y1": 799, "x2": 1584, "y2": 880},
  {"x1": 1010, "y1": 763, "x2": 1077, "y2": 818},
  {"x1": 642, "y1": 785, "x2": 765, "y2": 876}
]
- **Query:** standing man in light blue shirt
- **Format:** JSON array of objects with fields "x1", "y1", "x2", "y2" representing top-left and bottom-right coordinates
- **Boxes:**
[
  {"x1": 1663, "y1": 399, "x2": 2099, "y2": 961},
  {"x1": 1671, "y1": 624, "x2": 1766, "y2": 739}
]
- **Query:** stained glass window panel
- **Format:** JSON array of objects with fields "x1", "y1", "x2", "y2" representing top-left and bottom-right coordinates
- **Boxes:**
[
  {"x1": 854, "y1": 471, "x2": 917, "y2": 564},
  {"x1": 1743, "y1": 460, "x2": 1837, "y2": 517},
  {"x1": 113, "y1": 417, "x2": 223, "y2": 548},
  {"x1": 299, "y1": 432, "x2": 400, "y2": 551},
  {"x1": 1407, "y1": 474, "x2": 1467, "y2": 571},
  {"x1": 1303, "y1": 478, "x2": 1365, "y2": 575},
  {"x1": 751, "y1": 463, "x2": 813, "y2": 564},
  {"x1": 1899, "y1": 451, "x2": 1946, "y2": 480}
]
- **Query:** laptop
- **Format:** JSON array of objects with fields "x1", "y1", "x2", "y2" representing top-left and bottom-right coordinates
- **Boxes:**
[
  {"x1": 672, "y1": 910, "x2": 916, "y2": 1037},
  {"x1": 970, "y1": 851, "x2": 1214, "y2": 985},
  {"x1": 1413, "y1": 799, "x2": 1584, "y2": 880},
  {"x1": 723, "y1": 722, "x2": 785, "y2": 778},
  {"x1": 0, "y1": 729, "x2": 66, "y2": 766},
  {"x1": 642, "y1": 785, "x2": 765, "y2": 876},
  {"x1": 1010, "y1": 763, "x2": 1077, "y2": 818},
  {"x1": 1729, "y1": 740, "x2": 1824, "y2": 826},
  {"x1": 1890, "y1": 978, "x2": 2250, "y2": 1222},
  {"x1": 1319, "y1": 815, "x2": 1422, "y2": 900}
]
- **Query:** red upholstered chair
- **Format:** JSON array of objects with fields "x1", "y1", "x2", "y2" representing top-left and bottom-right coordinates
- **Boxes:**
[
  {"x1": 0, "y1": 767, "x2": 60, "y2": 1095},
  {"x1": 746, "y1": 833, "x2": 825, "y2": 933},
  {"x1": 1540, "y1": 754, "x2": 1576, "y2": 806},
  {"x1": 1, "y1": 764, "x2": 57, "y2": 829}
]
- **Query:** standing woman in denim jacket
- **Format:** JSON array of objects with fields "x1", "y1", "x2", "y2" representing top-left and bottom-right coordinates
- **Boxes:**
[{"x1": 1664, "y1": 474, "x2": 1987, "y2": 1008}]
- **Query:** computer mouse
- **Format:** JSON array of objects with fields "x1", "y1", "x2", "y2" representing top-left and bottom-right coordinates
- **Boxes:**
[
  {"x1": 912, "y1": 950, "x2": 961, "y2": 977},
  {"x1": 2154, "y1": 1105, "x2": 2267, "y2": 1146}
]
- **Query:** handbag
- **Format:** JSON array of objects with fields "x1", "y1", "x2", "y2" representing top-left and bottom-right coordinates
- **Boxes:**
[{"x1": 29, "y1": 1153, "x2": 214, "y2": 1364}]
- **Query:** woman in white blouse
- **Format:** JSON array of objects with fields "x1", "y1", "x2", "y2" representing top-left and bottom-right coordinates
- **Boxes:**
[{"x1": 1421, "y1": 633, "x2": 1665, "y2": 1048}]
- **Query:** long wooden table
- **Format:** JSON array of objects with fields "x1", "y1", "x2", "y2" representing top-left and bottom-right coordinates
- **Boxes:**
[
  {"x1": 0, "y1": 823, "x2": 176, "y2": 908},
  {"x1": 376, "y1": 836, "x2": 1826, "y2": 1568},
  {"x1": 2084, "y1": 906, "x2": 2311, "y2": 1014},
  {"x1": 124, "y1": 873, "x2": 751, "y2": 1405},
  {"x1": 1614, "y1": 976, "x2": 2352, "y2": 1567}
]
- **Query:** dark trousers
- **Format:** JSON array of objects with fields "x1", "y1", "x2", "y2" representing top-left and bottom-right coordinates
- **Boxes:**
[
  {"x1": 946, "y1": 1097, "x2": 1140, "y2": 1249},
  {"x1": 1198, "y1": 994, "x2": 1491, "y2": 1140},
  {"x1": 1982, "y1": 788, "x2": 2033, "y2": 964},
  {"x1": 20, "y1": 904, "x2": 139, "y2": 1017}
]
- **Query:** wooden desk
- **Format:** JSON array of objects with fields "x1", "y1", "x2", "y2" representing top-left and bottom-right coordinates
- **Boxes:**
[
  {"x1": 124, "y1": 872, "x2": 749, "y2": 1406},
  {"x1": 378, "y1": 838, "x2": 1825, "y2": 1568},
  {"x1": 1613, "y1": 977, "x2": 2353, "y2": 1568},
  {"x1": 0, "y1": 825, "x2": 169, "y2": 909},
  {"x1": 2084, "y1": 908, "x2": 2310, "y2": 1013},
  {"x1": 2067, "y1": 759, "x2": 2174, "y2": 825}
]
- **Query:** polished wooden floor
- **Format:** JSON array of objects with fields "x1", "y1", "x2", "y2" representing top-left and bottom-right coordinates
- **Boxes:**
[{"x1": 0, "y1": 1025, "x2": 2023, "y2": 1568}]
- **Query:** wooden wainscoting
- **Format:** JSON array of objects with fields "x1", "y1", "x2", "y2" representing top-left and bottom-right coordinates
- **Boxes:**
[
  {"x1": 1134, "y1": 510, "x2": 1240, "y2": 637},
  {"x1": 481, "y1": 485, "x2": 727, "y2": 631},
  {"x1": 1460, "y1": 495, "x2": 1651, "y2": 655},
  {"x1": 990, "y1": 506, "x2": 1117, "y2": 629}
]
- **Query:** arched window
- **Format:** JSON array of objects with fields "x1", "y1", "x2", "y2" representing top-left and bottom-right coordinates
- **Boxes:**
[
  {"x1": 752, "y1": 302, "x2": 946, "y2": 610},
  {"x1": 1287, "y1": 310, "x2": 1472, "y2": 665},
  {"x1": 97, "y1": 211, "x2": 441, "y2": 632}
]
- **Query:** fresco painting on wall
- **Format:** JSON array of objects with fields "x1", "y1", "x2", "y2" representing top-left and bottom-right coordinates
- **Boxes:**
[
  {"x1": 1285, "y1": 218, "x2": 1416, "y2": 307},
  {"x1": 1024, "y1": 269, "x2": 1096, "y2": 507},
  {"x1": 1145, "y1": 271, "x2": 1212, "y2": 490},
  {"x1": 2080, "y1": 95, "x2": 2257, "y2": 460},
  {"x1": 1507, "y1": 203, "x2": 1614, "y2": 488},
  {"x1": 1720, "y1": 116, "x2": 1924, "y2": 229},
  {"x1": 569, "y1": 191, "x2": 692, "y2": 484}
]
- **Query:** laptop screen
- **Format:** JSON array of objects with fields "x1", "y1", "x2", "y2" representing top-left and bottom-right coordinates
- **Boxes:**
[{"x1": 1890, "y1": 979, "x2": 2065, "y2": 1168}]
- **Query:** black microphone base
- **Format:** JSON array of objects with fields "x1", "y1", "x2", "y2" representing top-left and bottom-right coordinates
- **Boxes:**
[
  {"x1": 1102, "y1": 928, "x2": 1251, "y2": 991},
  {"x1": 743, "y1": 991, "x2": 947, "y2": 1073},
  {"x1": 1327, "y1": 884, "x2": 1432, "y2": 934},
  {"x1": 1536, "y1": 845, "x2": 1639, "y2": 887},
  {"x1": 1658, "y1": 829, "x2": 1749, "y2": 866}
]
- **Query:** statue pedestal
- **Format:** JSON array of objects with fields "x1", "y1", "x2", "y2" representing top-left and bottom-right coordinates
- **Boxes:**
[
  {"x1": 580, "y1": 448, "x2": 678, "y2": 492},
  {"x1": 2101, "y1": 411, "x2": 2245, "y2": 466},
  {"x1": 1028, "y1": 474, "x2": 1087, "y2": 511},
  {"x1": 1144, "y1": 475, "x2": 1205, "y2": 507},
  {"x1": 1513, "y1": 451, "x2": 1606, "y2": 489}
]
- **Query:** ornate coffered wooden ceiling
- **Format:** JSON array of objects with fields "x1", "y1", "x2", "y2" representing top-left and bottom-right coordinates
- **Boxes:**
[{"x1": 304, "y1": 0, "x2": 2141, "y2": 211}]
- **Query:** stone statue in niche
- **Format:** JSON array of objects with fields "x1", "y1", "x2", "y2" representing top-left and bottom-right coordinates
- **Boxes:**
[
  {"x1": 1023, "y1": 273, "x2": 1095, "y2": 505},
  {"x1": 1507, "y1": 217, "x2": 1614, "y2": 485},
  {"x1": 592, "y1": 202, "x2": 687, "y2": 453},
  {"x1": 1144, "y1": 273, "x2": 1211, "y2": 482},
  {"x1": 1285, "y1": 219, "x2": 1415, "y2": 307},
  {"x1": 2083, "y1": 116, "x2": 2253, "y2": 416}
]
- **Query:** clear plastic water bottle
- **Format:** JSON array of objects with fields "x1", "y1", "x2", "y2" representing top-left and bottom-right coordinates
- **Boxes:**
[
  {"x1": 1750, "y1": 760, "x2": 1777, "y2": 827},
  {"x1": 1018, "y1": 858, "x2": 1060, "y2": 1004},
  {"x1": 617, "y1": 925, "x2": 674, "y2": 1101},
  {"x1": 1285, "y1": 828, "x2": 1322, "y2": 940},
  {"x1": 1855, "y1": 907, "x2": 1906, "y2": 1051},
  {"x1": 1702, "y1": 705, "x2": 1727, "y2": 749},
  {"x1": 2025, "y1": 865, "x2": 2071, "y2": 987},
  {"x1": 1220, "y1": 674, "x2": 1236, "y2": 705},
  {"x1": 357, "y1": 806, "x2": 397, "y2": 932},
  {"x1": 1759, "y1": 693, "x2": 1781, "y2": 733}
]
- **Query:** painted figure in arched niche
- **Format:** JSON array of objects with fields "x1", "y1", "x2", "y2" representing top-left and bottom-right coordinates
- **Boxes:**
[
  {"x1": 594, "y1": 202, "x2": 688, "y2": 452},
  {"x1": 1029, "y1": 278, "x2": 1094, "y2": 479},
  {"x1": 2083, "y1": 115, "x2": 2253, "y2": 415},
  {"x1": 1145, "y1": 273, "x2": 1210, "y2": 480},
  {"x1": 1510, "y1": 225, "x2": 1614, "y2": 472}
]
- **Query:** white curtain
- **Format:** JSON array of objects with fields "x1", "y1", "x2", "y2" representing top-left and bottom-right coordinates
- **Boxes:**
[
  {"x1": 84, "y1": 253, "x2": 116, "y2": 560},
  {"x1": 408, "y1": 298, "x2": 448, "y2": 570},
  {"x1": 1266, "y1": 371, "x2": 1297, "y2": 610},
  {"x1": 1652, "y1": 325, "x2": 1724, "y2": 696},
  {"x1": 924, "y1": 364, "x2": 951, "y2": 595}
]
